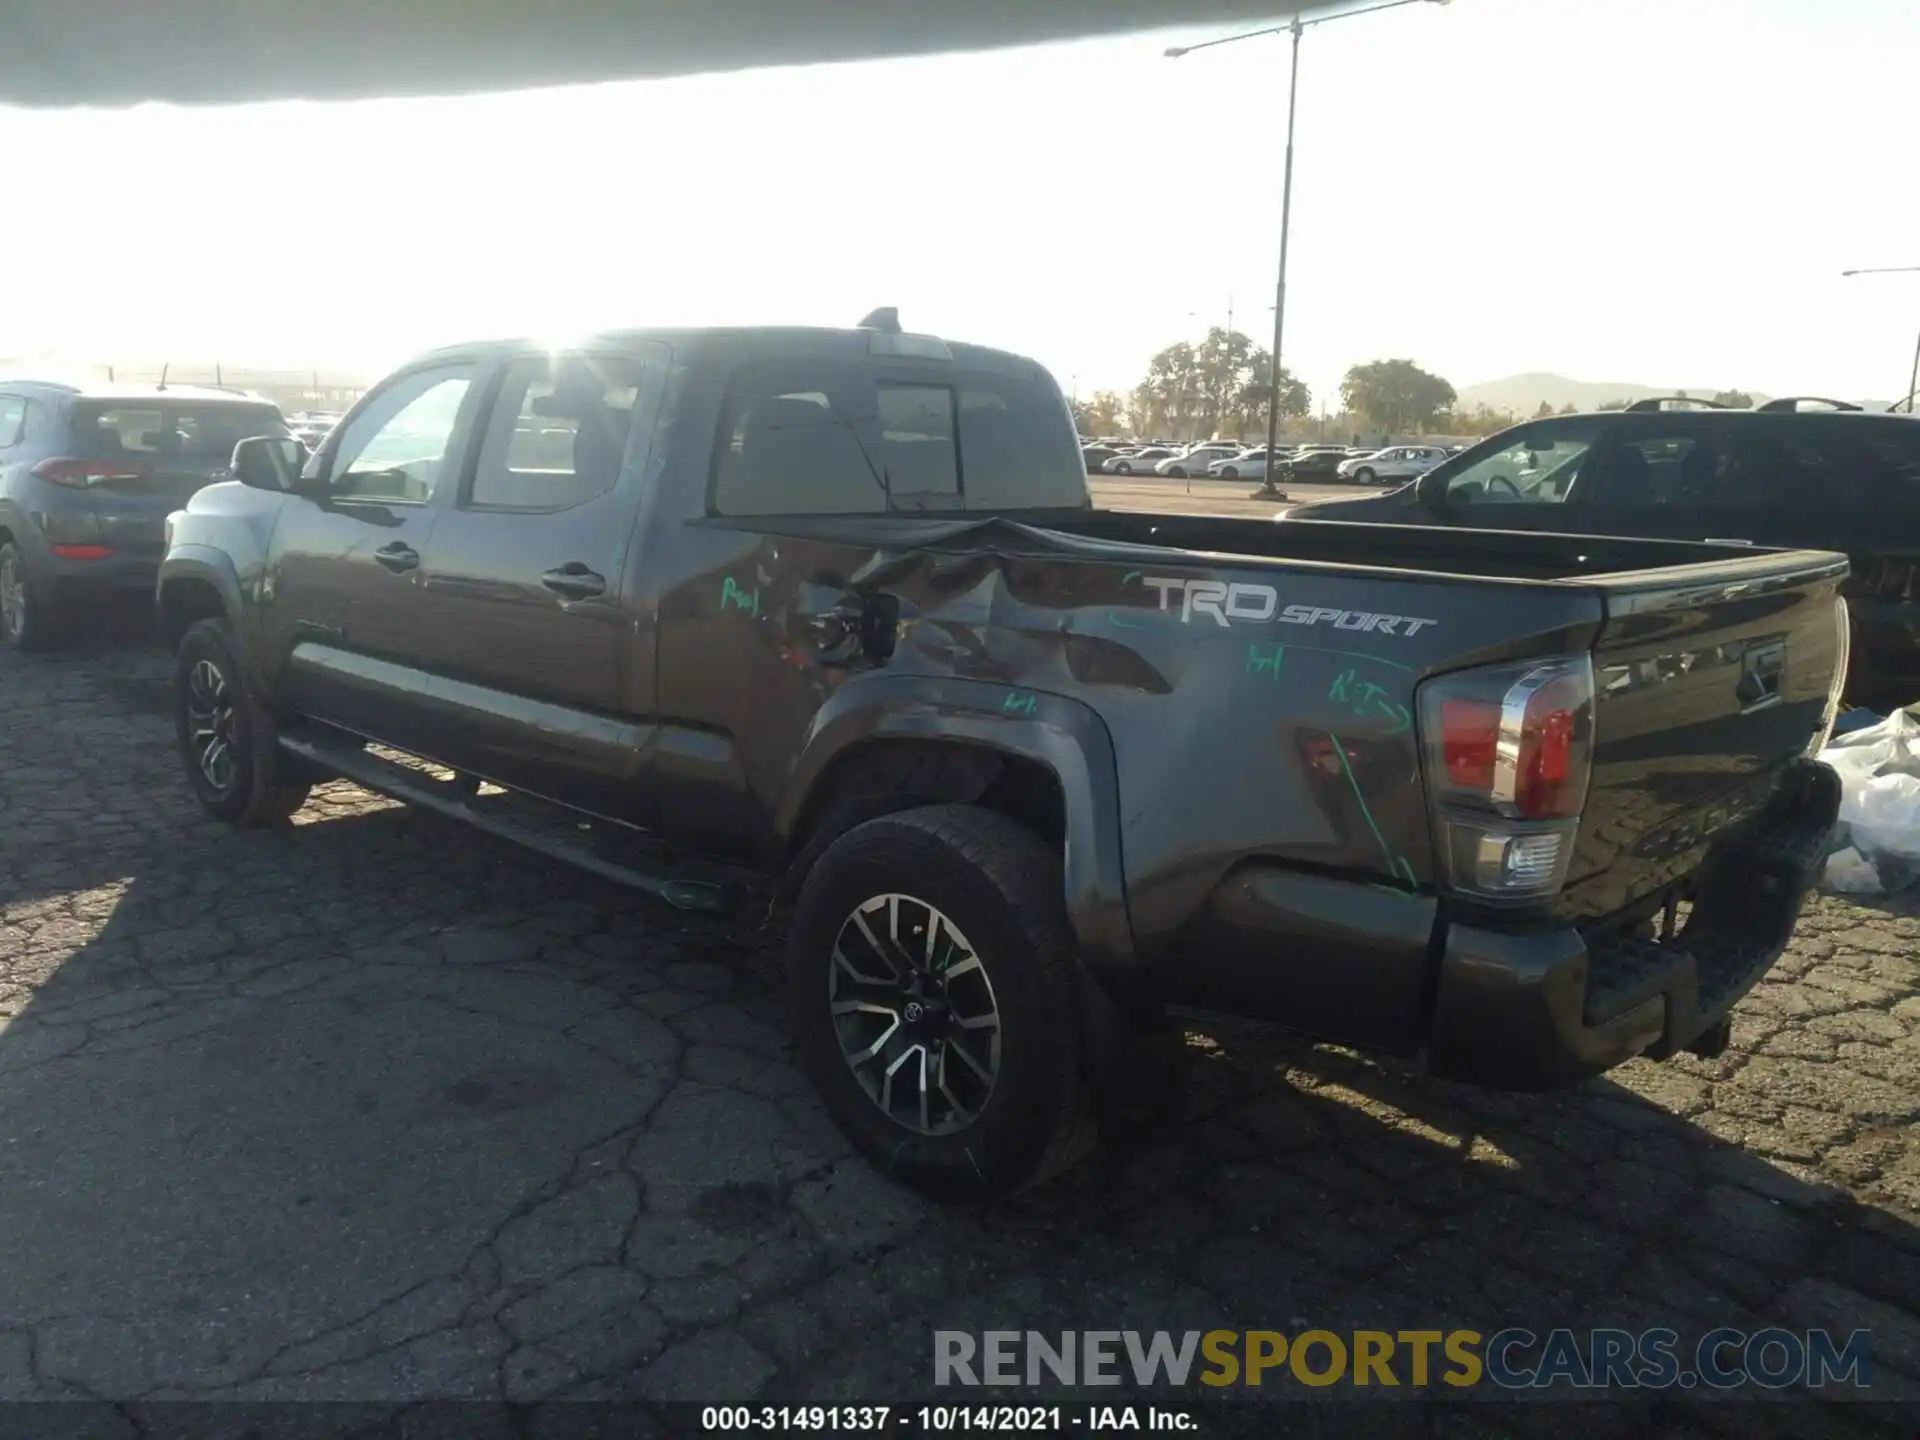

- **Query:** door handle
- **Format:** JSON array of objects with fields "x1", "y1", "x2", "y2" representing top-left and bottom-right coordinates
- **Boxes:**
[
  {"x1": 373, "y1": 543, "x2": 419, "y2": 573},
  {"x1": 542, "y1": 563, "x2": 607, "y2": 599}
]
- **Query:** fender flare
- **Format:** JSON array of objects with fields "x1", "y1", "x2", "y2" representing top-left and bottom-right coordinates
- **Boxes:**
[
  {"x1": 156, "y1": 547, "x2": 252, "y2": 666},
  {"x1": 776, "y1": 675, "x2": 1137, "y2": 971}
]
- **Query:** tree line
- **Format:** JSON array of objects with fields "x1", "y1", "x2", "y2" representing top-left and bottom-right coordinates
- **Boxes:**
[
  {"x1": 1070, "y1": 333, "x2": 1481, "y2": 443},
  {"x1": 1071, "y1": 331, "x2": 1760, "y2": 443}
]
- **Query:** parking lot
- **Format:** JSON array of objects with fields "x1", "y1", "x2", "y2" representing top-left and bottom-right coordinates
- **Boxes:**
[
  {"x1": 1088, "y1": 473, "x2": 1355, "y2": 518},
  {"x1": 1, "y1": 617, "x2": 1917, "y2": 1432}
]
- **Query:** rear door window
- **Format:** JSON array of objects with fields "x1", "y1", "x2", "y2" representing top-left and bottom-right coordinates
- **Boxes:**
[
  {"x1": 1578, "y1": 415, "x2": 1721, "y2": 539},
  {"x1": 0, "y1": 397, "x2": 24, "y2": 449}
]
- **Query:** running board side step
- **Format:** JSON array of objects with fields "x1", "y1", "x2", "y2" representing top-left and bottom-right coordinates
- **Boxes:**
[{"x1": 277, "y1": 733, "x2": 744, "y2": 915}]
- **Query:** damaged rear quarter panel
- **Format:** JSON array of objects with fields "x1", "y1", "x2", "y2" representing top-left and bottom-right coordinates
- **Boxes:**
[{"x1": 649, "y1": 513, "x2": 1600, "y2": 991}]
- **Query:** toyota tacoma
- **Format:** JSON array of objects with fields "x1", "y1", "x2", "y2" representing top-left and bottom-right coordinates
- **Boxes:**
[{"x1": 157, "y1": 315, "x2": 1846, "y2": 1196}]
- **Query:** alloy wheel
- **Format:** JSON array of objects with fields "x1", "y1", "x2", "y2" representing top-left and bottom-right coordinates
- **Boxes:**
[
  {"x1": 185, "y1": 658, "x2": 240, "y2": 794},
  {"x1": 828, "y1": 892, "x2": 1002, "y2": 1135}
]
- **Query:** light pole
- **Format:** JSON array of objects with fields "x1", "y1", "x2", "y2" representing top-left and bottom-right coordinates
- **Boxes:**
[
  {"x1": 1841, "y1": 266, "x2": 1920, "y2": 413},
  {"x1": 1169, "y1": 0, "x2": 1451, "y2": 493}
]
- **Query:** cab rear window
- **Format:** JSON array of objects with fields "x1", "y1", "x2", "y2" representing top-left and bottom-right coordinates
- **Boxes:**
[{"x1": 712, "y1": 363, "x2": 1088, "y2": 516}]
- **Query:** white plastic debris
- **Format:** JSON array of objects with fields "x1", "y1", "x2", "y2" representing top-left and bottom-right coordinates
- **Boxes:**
[
  {"x1": 1822, "y1": 845, "x2": 1884, "y2": 894},
  {"x1": 1816, "y1": 710, "x2": 1920, "y2": 894}
]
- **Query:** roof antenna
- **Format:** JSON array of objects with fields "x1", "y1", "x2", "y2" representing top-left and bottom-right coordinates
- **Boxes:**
[
  {"x1": 857, "y1": 307, "x2": 901, "y2": 334},
  {"x1": 158, "y1": 362, "x2": 169, "y2": 392}
]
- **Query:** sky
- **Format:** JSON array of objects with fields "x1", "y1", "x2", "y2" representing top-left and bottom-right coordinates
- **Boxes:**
[{"x1": 1, "y1": 0, "x2": 1916, "y2": 410}]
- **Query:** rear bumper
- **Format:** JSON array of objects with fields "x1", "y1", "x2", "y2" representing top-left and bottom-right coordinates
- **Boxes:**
[
  {"x1": 1426, "y1": 759, "x2": 1841, "y2": 1089},
  {"x1": 43, "y1": 550, "x2": 161, "y2": 600}
]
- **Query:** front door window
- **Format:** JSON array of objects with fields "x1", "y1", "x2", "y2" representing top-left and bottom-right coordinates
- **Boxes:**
[
  {"x1": 328, "y1": 365, "x2": 478, "y2": 504},
  {"x1": 1438, "y1": 421, "x2": 1601, "y2": 508}
]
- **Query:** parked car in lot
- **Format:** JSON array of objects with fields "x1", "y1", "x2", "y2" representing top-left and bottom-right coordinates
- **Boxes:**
[
  {"x1": 1155, "y1": 441, "x2": 1243, "y2": 479},
  {"x1": 1207, "y1": 445, "x2": 1280, "y2": 479},
  {"x1": 1103, "y1": 446, "x2": 1176, "y2": 474},
  {"x1": 1338, "y1": 445, "x2": 1450, "y2": 485},
  {"x1": 288, "y1": 412, "x2": 342, "y2": 450},
  {"x1": 0, "y1": 381, "x2": 292, "y2": 650},
  {"x1": 1288, "y1": 396, "x2": 1920, "y2": 708},
  {"x1": 1081, "y1": 444, "x2": 1124, "y2": 473},
  {"x1": 1280, "y1": 447, "x2": 1350, "y2": 481},
  {"x1": 159, "y1": 322, "x2": 1844, "y2": 1197}
]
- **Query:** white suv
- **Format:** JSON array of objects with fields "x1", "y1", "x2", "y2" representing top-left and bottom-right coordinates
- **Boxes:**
[
  {"x1": 1155, "y1": 442, "x2": 1244, "y2": 479},
  {"x1": 1336, "y1": 445, "x2": 1449, "y2": 485}
]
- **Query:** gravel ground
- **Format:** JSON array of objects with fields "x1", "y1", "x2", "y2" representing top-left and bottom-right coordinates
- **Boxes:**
[{"x1": 0, "y1": 617, "x2": 1916, "y2": 1436}]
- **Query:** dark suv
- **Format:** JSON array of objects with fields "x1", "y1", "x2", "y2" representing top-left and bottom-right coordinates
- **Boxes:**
[
  {"x1": 0, "y1": 381, "x2": 291, "y2": 650},
  {"x1": 1288, "y1": 397, "x2": 1920, "y2": 709}
]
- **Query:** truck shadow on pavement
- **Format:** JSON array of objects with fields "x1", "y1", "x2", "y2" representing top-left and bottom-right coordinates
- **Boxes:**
[{"x1": 0, "y1": 655, "x2": 1916, "y2": 1432}]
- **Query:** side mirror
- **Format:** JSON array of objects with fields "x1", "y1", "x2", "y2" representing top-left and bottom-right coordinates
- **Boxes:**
[
  {"x1": 1416, "y1": 471, "x2": 1451, "y2": 508},
  {"x1": 231, "y1": 434, "x2": 308, "y2": 492}
]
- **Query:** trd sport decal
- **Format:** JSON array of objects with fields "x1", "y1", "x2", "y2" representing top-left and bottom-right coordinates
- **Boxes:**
[{"x1": 1141, "y1": 577, "x2": 1437, "y2": 636}]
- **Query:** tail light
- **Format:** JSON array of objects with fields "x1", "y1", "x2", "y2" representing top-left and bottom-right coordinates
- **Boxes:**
[
  {"x1": 33, "y1": 457, "x2": 149, "y2": 488},
  {"x1": 1417, "y1": 655, "x2": 1596, "y2": 901},
  {"x1": 1808, "y1": 596, "x2": 1851, "y2": 757}
]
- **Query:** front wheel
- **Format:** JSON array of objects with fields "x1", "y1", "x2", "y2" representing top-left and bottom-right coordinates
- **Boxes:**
[
  {"x1": 1354, "y1": 467, "x2": 1376, "y2": 485},
  {"x1": 1218, "y1": 467, "x2": 1239, "y2": 479},
  {"x1": 787, "y1": 805, "x2": 1093, "y2": 1198},
  {"x1": 1110, "y1": 462, "x2": 1132, "y2": 475},
  {"x1": 1166, "y1": 467, "x2": 1186, "y2": 479},
  {"x1": 174, "y1": 618, "x2": 312, "y2": 826}
]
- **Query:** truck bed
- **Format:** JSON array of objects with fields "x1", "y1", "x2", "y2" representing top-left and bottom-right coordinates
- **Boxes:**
[
  {"x1": 1038, "y1": 508, "x2": 1806, "y2": 583},
  {"x1": 743, "y1": 504, "x2": 1845, "y2": 1017}
]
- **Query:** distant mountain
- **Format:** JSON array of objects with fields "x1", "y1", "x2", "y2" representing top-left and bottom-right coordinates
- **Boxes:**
[{"x1": 1455, "y1": 373, "x2": 1773, "y2": 416}]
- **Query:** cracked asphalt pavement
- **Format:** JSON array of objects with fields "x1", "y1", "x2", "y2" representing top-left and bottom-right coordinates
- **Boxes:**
[{"x1": 2, "y1": 620, "x2": 1918, "y2": 1435}]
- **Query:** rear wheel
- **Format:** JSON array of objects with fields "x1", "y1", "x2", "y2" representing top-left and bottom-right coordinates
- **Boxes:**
[
  {"x1": 787, "y1": 804, "x2": 1092, "y2": 1198},
  {"x1": 0, "y1": 541, "x2": 61, "y2": 653},
  {"x1": 174, "y1": 618, "x2": 312, "y2": 826}
]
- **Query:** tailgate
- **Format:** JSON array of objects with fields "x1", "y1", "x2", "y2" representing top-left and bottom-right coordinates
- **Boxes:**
[{"x1": 1564, "y1": 549, "x2": 1848, "y2": 918}]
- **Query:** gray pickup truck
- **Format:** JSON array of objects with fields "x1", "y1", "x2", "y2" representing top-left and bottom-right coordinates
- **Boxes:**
[{"x1": 158, "y1": 315, "x2": 1846, "y2": 1196}]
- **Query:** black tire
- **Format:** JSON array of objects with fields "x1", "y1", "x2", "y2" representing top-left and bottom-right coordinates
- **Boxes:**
[
  {"x1": 1218, "y1": 467, "x2": 1239, "y2": 479},
  {"x1": 1111, "y1": 462, "x2": 1133, "y2": 475},
  {"x1": 1167, "y1": 466, "x2": 1186, "y2": 479},
  {"x1": 0, "y1": 540, "x2": 62, "y2": 653},
  {"x1": 1354, "y1": 466, "x2": 1376, "y2": 485},
  {"x1": 174, "y1": 618, "x2": 312, "y2": 826},
  {"x1": 787, "y1": 804, "x2": 1093, "y2": 1198}
]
